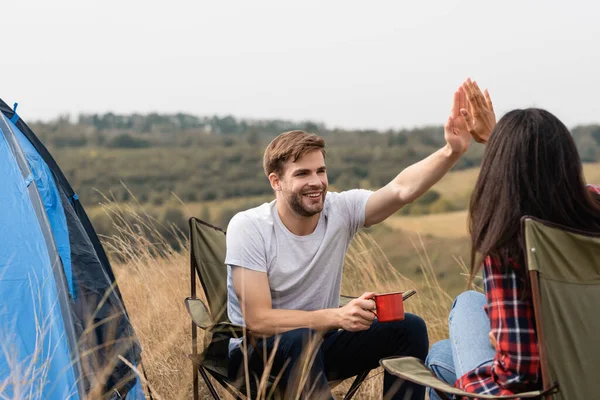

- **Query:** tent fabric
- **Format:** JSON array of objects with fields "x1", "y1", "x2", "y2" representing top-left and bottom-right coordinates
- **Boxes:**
[
  {"x1": 8, "y1": 116, "x2": 74, "y2": 297},
  {"x1": 0, "y1": 99, "x2": 120, "y2": 293},
  {"x1": 523, "y1": 217, "x2": 600, "y2": 400},
  {"x1": 0, "y1": 115, "x2": 80, "y2": 399},
  {"x1": 0, "y1": 99, "x2": 142, "y2": 399}
]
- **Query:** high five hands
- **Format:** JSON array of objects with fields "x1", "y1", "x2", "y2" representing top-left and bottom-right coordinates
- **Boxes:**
[{"x1": 445, "y1": 78, "x2": 497, "y2": 149}]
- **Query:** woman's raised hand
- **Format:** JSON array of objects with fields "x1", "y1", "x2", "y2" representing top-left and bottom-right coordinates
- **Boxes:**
[{"x1": 461, "y1": 78, "x2": 496, "y2": 144}]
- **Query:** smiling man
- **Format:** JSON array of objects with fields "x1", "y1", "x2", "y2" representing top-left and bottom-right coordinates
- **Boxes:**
[{"x1": 226, "y1": 87, "x2": 473, "y2": 399}]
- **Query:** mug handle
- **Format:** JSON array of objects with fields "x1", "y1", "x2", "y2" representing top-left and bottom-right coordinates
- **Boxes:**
[
  {"x1": 402, "y1": 289, "x2": 417, "y2": 301},
  {"x1": 369, "y1": 295, "x2": 378, "y2": 318}
]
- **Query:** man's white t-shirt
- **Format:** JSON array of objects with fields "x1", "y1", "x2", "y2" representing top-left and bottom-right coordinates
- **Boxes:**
[{"x1": 225, "y1": 189, "x2": 373, "y2": 352}]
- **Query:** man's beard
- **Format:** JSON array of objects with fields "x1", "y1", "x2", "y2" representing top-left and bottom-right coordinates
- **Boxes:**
[{"x1": 286, "y1": 188, "x2": 326, "y2": 217}]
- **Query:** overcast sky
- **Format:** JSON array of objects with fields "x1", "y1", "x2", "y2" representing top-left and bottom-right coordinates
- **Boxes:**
[{"x1": 3, "y1": 0, "x2": 599, "y2": 130}]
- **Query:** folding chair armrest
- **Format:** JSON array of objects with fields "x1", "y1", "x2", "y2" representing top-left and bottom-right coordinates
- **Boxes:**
[
  {"x1": 185, "y1": 297, "x2": 215, "y2": 329},
  {"x1": 185, "y1": 297, "x2": 247, "y2": 339},
  {"x1": 380, "y1": 357, "x2": 557, "y2": 399}
]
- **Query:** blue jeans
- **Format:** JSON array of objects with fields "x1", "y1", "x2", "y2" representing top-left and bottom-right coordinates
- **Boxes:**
[
  {"x1": 229, "y1": 314, "x2": 429, "y2": 399},
  {"x1": 425, "y1": 291, "x2": 495, "y2": 400}
]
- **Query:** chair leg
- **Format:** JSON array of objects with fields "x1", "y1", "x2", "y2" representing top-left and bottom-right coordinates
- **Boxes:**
[
  {"x1": 193, "y1": 361, "x2": 199, "y2": 400},
  {"x1": 343, "y1": 370, "x2": 370, "y2": 400},
  {"x1": 199, "y1": 367, "x2": 222, "y2": 400},
  {"x1": 434, "y1": 388, "x2": 452, "y2": 400},
  {"x1": 212, "y1": 373, "x2": 248, "y2": 400}
]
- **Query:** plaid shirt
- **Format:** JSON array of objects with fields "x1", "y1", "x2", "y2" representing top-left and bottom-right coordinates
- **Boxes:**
[
  {"x1": 455, "y1": 256, "x2": 540, "y2": 397},
  {"x1": 455, "y1": 184, "x2": 600, "y2": 397}
]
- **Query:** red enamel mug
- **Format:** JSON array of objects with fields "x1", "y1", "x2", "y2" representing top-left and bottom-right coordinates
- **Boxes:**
[{"x1": 374, "y1": 291, "x2": 405, "y2": 322}]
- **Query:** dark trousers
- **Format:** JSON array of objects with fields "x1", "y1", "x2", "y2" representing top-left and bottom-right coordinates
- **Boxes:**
[{"x1": 229, "y1": 313, "x2": 428, "y2": 399}]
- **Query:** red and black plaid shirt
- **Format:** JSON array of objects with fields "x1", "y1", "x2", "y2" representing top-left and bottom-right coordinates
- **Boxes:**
[
  {"x1": 455, "y1": 256, "x2": 540, "y2": 396},
  {"x1": 455, "y1": 184, "x2": 600, "y2": 397}
]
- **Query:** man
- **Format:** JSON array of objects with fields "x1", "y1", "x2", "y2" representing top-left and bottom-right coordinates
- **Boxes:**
[{"x1": 226, "y1": 87, "x2": 472, "y2": 399}]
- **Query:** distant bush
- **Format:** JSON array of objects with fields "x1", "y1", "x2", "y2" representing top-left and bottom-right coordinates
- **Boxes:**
[
  {"x1": 428, "y1": 198, "x2": 458, "y2": 214},
  {"x1": 593, "y1": 128, "x2": 600, "y2": 145},
  {"x1": 107, "y1": 134, "x2": 151, "y2": 148},
  {"x1": 395, "y1": 189, "x2": 462, "y2": 216},
  {"x1": 416, "y1": 190, "x2": 440, "y2": 205}
]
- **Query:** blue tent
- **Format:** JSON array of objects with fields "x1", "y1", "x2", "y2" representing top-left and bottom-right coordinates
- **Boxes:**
[{"x1": 0, "y1": 100, "x2": 144, "y2": 399}]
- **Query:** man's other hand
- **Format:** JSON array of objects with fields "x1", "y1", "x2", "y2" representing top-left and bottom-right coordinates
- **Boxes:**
[{"x1": 337, "y1": 292, "x2": 376, "y2": 331}]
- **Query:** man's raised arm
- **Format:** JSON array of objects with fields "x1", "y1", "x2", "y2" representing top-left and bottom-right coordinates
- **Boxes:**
[
  {"x1": 364, "y1": 86, "x2": 472, "y2": 227},
  {"x1": 232, "y1": 267, "x2": 376, "y2": 336}
]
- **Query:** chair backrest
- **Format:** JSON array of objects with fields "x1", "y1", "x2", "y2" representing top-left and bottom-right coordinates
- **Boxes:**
[
  {"x1": 189, "y1": 217, "x2": 230, "y2": 324},
  {"x1": 522, "y1": 217, "x2": 600, "y2": 400}
]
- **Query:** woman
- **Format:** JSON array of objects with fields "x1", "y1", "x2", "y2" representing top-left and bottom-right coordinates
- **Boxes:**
[{"x1": 425, "y1": 79, "x2": 600, "y2": 398}]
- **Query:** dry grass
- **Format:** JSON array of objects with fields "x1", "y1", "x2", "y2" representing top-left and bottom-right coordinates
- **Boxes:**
[
  {"x1": 101, "y1": 201, "x2": 198, "y2": 400},
  {"x1": 102, "y1": 200, "x2": 462, "y2": 400},
  {"x1": 583, "y1": 162, "x2": 600, "y2": 185},
  {"x1": 384, "y1": 210, "x2": 469, "y2": 239},
  {"x1": 330, "y1": 233, "x2": 459, "y2": 399},
  {"x1": 112, "y1": 254, "x2": 192, "y2": 399},
  {"x1": 425, "y1": 162, "x2": 600, "y2": 202}
]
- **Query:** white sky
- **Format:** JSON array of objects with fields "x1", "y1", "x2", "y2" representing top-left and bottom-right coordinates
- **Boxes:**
[{"x1": 3, "y1": 0, "x2": 600, "y2": 130}]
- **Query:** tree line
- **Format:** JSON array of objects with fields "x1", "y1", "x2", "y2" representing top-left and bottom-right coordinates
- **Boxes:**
[{"x1": 31, "y1": 112, "x2": 600, "y2": 209}]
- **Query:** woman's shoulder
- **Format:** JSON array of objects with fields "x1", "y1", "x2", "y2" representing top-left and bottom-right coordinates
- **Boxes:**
[{"x1": 483, "y1": 255, "x2": 522, "y2": 272}]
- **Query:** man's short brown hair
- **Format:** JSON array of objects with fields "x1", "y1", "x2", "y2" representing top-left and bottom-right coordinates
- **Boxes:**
[{"x1": 263, "y1": 130, "x2": 326, "y2": 177}]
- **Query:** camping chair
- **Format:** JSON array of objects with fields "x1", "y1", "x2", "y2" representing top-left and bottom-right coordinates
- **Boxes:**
[
  {"x1": 185, "y1": 217, "x2": 369, "y2": 400},
  {"x1": 380, "y1": 216, "x2": 600, "y2": 399}
]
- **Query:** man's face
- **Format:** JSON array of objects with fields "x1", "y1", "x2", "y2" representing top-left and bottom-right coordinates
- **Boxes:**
[{"x1": 276, "y1": 150, "x2": 328, "y2": 217}]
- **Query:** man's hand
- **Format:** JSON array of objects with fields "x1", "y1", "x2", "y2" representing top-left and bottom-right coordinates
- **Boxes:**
[
  {"x1": 444, "y1": 86, "x2": 472, "y2": 155},
  {"x1": 460, "y1": 78, "x2": 496, "y2": 144},
  {"x1": 337, "y1": 292, "x2": 376, "y2": 332}
]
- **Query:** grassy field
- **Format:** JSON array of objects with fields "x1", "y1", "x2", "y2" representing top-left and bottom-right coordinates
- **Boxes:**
[
  {"x1": 52, "y1": 163, "x2": 600, "y2": 399},
  {"x1": 583, "y1": 162, "x2": 600, "y2": 184},
  {"x1": 385, "y1": 210, "x2": 469, "y2": 238},
  {"x1": 432, "y1": 162, "x2": 600, "y2": 199}
]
